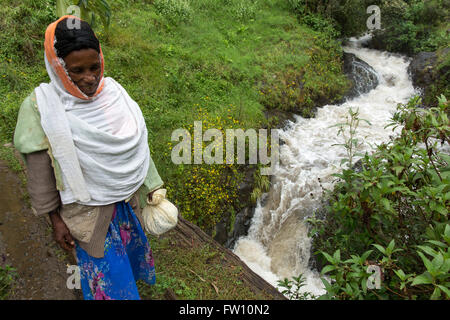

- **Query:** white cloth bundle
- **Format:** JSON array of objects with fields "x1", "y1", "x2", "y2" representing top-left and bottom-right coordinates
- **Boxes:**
[
  {"x1": 34, "y1": 55, "x2": 150, "y2": 205},
  {"x1": 142, "y1": 189, "x2": 178, "y2": 236}
]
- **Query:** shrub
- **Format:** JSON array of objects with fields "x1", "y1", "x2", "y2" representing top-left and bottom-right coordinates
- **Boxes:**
[
  {"x1": 371, "y1": 0, "x2": 450, "y2": 55},
  {"x1": 309, "y1": 95, "x2": 450, "y2": 299},
  {"x1": 165, "y1": 105, "x2": 246, "y2": 232}
]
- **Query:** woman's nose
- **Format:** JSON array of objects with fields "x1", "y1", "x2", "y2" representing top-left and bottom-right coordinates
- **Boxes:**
[{"x1": 83, "y1": 72, "x2": 97, "y2": 83}]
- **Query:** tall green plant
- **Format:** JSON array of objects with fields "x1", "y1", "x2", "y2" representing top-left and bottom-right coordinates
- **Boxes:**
[
  {"x1": 56, "y1": 0, "x2": 111, "y2": 30},
  {"x1": 331, "y1": 107, "x2": 371, "y2": 168}
]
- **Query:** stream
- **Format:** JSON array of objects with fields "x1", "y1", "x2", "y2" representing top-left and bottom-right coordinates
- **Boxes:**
[{"x1": 232, "y1": 35, "x2": 418, "y2": 297}]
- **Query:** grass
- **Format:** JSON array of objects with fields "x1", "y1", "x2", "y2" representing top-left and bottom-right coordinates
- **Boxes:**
[
  {"x1": 0, "y1": 265, "x2": 17, "y2": 300},
  {"x1": 138, "y1": 232, "x2": 270, "y2": 300}
]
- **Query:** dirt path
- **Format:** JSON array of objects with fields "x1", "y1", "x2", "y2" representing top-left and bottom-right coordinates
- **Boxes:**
[{"x1": 0, "y1": 160, "x2": 80, "y2": 300}]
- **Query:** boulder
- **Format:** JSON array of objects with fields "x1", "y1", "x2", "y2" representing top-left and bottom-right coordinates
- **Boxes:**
[
  {"x1": 408, "y1": 51, "x2": 438, "y2": 90},
  {"x1": 339, "y1": 52, "x2": 379, "y2": 102},
  {"x1": 225, "y1": 206, "x2": 255, "y2": 250},
  {"x1": 408, "y1": 48, "x2": 450, "y2": 107}
]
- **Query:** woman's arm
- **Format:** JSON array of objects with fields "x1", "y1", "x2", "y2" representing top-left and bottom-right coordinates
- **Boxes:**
[{"x1": 25, "y1": 150, "x2": 74, "y2": 251}]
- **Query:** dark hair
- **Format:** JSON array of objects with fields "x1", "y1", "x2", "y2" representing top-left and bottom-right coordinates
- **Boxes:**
[{"x1": 54, "y1": 18, "x2": 100, "y2": 59}]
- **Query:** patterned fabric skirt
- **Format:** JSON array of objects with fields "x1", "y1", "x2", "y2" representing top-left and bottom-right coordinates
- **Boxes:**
[{"x1": 75, "y1": 201, "x2": 156, "y2": 300}]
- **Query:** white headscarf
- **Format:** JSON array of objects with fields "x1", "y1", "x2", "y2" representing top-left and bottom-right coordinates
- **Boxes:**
[{"x1": 34, "y1": 55, "x2": 150, "y2": 206}]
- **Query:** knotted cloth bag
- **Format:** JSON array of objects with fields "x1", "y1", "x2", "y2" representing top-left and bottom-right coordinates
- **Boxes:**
[{"x1": 142, "y1": 189, "x2": 178, "y2": 236}]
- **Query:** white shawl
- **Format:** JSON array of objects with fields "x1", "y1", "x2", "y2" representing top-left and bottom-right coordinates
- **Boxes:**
[{"x1": 34, "y1": 55, "x2": 150, "y2": 206}]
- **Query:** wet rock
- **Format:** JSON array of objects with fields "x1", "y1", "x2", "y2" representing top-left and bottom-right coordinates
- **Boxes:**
[
  {"x1": 408, "y1": 48, "x2": 450, "y2": 107},
  {"x1": 263, "y1": 109, "x2": 297, "y2": 130},
  {"x1": 408, "y1": 52, "x2": 438, "y2": 90},
  {"x1": 237, "y1": 166, "x2": 257, "y2": 205},
  {"x1": 214, "y1": 216, "x2": 229, "y2": 246},
  {"x1": 225, "y1": 207, "x2": 255, "y2": 250},
  {"x1": 338, "y1": 52, "x2": 379, "y2": 102}
]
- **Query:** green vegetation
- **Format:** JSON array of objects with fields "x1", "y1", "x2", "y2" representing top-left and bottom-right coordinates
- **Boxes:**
[
  {"x1": 0, "y1": 265, "x2": 17, "y2": 300},
  {"x1": 370, "y1": 0, "x2": 449, "y2": 55},
  {"x1": 308, "y1": 95, "x2": 449, "y2": 299},
  {"x1": 422, "y1": 47, "x2": 450, "y2": 108},
  {"x1": 56, "y1": 0, "x2": 111, "y2": 29},
  {"x1": 277, "y1": 273, "x2": 317, "y2": 300}
]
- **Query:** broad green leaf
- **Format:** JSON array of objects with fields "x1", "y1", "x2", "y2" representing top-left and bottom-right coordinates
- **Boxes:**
[
  {"x1": 56, "y1": 0, "x2": 74, "y2": 17},
  {"x1": 393, "y1": 166, "x2": 404, "y2": 176},
  {"x1": 411, "y1": 273, "x2": 433, "y2": 286},
  {"x1": 418, "y1": 252, "x2": 434, "y2": 273},
  {"x1": 431, "y1": 253, "x2": 444, "y2": 272},
  {"x1": 441, "y1": 259, "x2": 450, "y2": 274},
  {"x1": 417, "y1": 245, "x2": 438, "y2": 257},
  {"x1": 381, "y1": 198, "x2": 394, "y2": 213},
  {"x1": 361, "y1": 278, "x2": 367, "y2": 294},
  {"x1": 321, "y1": 252, "x2": 335, "y2": 264},
  {"x1": 372, "y1": 244, "x2": 386, "y2": 255},
  {"x1": 445, "y1": 224, "x2": 450, "y2": 239},
  {"x1": 320, "y1": 278, "x2": 333, "y2": 292},
  {"x1": 321, "y1": 265, "x2": 336, "y2": 275},
  {"x1": 437, "y1": 285, "x2": 450, "y2": 298},
  {"x1": 345, "y1": 283, "x2": 353, "y2": 295},
  {"x1": 394, "y1": 269, "x2": 406, "y2": 280},
  {"x1": 430, "y1": 287, "x2": 441, "y2": 300},
  {"x1": 333, "y1": 249, "x2": 341, "y2": 263},
  {"x1": 386, "y1": 239, "x2": 395, "y2": 255},
  {"x1": 435, "y1": 204, "x2": 448, "y2": 216},
  {"x1": 426, "y1": 240, "x2": 447, "y2": 248},
  {"x1": 361, "y1": 250, "x2": 373, "y2": 263}
]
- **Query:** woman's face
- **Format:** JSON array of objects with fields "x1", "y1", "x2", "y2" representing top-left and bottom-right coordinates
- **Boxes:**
[{"x1": 63, "y1": 48, "x2": 101, "y2": 97}]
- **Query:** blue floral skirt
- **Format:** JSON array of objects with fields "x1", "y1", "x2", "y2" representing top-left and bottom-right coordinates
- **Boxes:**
[{"x1": 75, "y1": 201, "x2": 156, "y2": 300}]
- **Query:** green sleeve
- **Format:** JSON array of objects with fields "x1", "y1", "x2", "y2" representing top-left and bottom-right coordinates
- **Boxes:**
[
  {"x1": 137, "y1": 151, "x2": 164, "y2": 209},
  {"x1": 13, "y1": 91, "x2": 48, "y2": 154}
]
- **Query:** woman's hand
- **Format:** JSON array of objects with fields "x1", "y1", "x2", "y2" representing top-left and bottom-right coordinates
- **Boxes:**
[
  {"x1": 147, "y1": 188, "x2": 161, "y2": 202},
  {"x1": 48, "y1": 209, "x2": 75, "y2": 251}
]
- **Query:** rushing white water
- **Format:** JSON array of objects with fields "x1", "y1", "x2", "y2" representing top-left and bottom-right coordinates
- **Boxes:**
[{"x1": 232, "y1": 35, "x2": 418, "y2": 298}]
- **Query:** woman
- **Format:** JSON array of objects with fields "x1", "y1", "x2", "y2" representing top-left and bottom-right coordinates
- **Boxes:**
[{"x1": 13, "y1": 15, "x2": 163, "y2": 300}]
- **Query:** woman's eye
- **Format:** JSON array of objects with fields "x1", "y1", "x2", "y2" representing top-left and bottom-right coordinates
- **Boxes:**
[
  {"x1": 70, "y1": 68, "x2": 82, "y2": 74},
  {"x1": 91, "y1": 65, "x2": 100, "y2": 71}
]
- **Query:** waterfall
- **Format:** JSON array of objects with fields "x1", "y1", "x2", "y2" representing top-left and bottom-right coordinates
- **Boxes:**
[{"x1": 232, "y1": 35, "x2": 418, "y2": 298}]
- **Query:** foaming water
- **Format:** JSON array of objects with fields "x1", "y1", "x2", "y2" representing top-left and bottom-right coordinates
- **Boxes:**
[{"x1": 232, "y1": 35, "x2": 418, "y2": 298}]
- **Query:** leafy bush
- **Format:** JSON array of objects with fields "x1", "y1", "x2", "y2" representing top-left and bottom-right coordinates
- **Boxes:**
[
  {"x1": 300, "y1": 13, "x2": 340, "y2": 38},
  {"x1": 309, "y1": 95, "x2": 450, "y2": 299},
  {"x1": 371, "y1": 0, "x2": 450, "y2": 55},
  {"x1": 277, "y1": 273, "x2": 318, "y2": 300},
  {"x1": 286, "y1": 0, "x2": 374, "y2": 37},
  {"x1": 165, "y1": 106, "x2": 247, "y2": 232}
]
